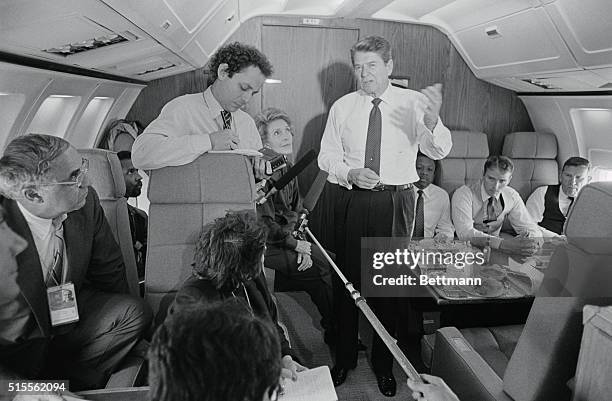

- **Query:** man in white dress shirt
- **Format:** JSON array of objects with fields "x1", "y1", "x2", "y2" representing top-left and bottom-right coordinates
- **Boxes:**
[
  {"x1": 412, "y1": 153, "x2": 455, "y2": 239},
  {"x1": 318, "y1": 36, "x2": 452, "y2": 396},
  {"x1": 526, "y1": 156, "x2": 590, "y2": 237},
  {"x1": 132, "y1": 42, "x2": 272, "y2": 172},
  {"x1": 452, "y1": 155, "x2": 542, "y2": 256}
]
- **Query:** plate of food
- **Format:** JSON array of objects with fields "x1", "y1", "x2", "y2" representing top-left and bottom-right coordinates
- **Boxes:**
[{"x1": 461, "y1": 277, "x2": 507, "y2": 298}]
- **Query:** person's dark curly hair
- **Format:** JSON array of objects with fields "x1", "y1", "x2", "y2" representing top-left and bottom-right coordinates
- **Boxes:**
[
  {"x1": 149, "y1": 300, "x2": 281, "y2": 401},
  {"x1": 208, "y1": 42, "x2": 273, "y2": 80},
  {"x1": 193, "y1": 211, "x2": 267, "y2": 291}
]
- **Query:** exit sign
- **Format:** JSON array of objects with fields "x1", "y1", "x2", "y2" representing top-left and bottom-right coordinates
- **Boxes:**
[{"x1": 302, "y1": 18, "x2": 321, "y2": 25}]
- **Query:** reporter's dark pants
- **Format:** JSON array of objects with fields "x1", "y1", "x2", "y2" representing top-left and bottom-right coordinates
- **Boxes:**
[
  {"x1": 2, "y1": 288, "x2": 152, "y2": 391},
  {"x1": 333, "y1": 185, "x2": 415, "y2": 375},
  {"x1": 265, "y1": 245, "x2": 335, "y2": 332}
]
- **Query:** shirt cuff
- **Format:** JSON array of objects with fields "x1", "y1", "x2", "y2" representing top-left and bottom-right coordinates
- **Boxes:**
[{"x1": 336, "y1": 164, "x2": 353, "y2": 189}]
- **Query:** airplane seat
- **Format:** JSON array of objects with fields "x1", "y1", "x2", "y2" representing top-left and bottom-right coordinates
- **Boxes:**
[
  {"x1": 145, "y1": 153, "x2": 257, "y2": 326},
  {"x1": 78, "y1": 149, "x2": 139, "y2": 297},
  {"x1": 501, "y1": 131, "x2": 559, "y2": 200},
  {"x1": 436, "y1": 131, "x2": 489, "y2": 197},
  {"x1": 428, "y1": 181, "x2": 612, "y2": 401}
]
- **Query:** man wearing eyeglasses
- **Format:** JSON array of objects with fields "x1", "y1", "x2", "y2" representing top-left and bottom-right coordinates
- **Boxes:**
[
  {"x1": 0, "y1": 134, "x2": 152, "y2": 390},
  {"x1": 451, "y1": 155, "x2": 542, "y2": 256}
]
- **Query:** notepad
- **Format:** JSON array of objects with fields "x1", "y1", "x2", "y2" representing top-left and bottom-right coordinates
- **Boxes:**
[
  {"x1": 280, "y1": 365, "x2": 338, "y2": 401},
  {"x1": 208, "y1": 149, "x2": 263, "y2": 157}
]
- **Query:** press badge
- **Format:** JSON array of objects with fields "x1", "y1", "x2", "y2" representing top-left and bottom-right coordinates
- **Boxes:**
[{"x1": 46, "y1": 283, "x2": 79, "y2": 326}]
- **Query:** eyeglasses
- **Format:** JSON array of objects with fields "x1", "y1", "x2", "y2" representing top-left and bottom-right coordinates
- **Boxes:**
[{"x1": 38, "y1": 158, "x2": 89, "y2": 188}]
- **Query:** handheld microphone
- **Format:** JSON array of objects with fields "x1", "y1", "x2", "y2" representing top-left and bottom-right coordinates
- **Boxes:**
[
  {"x1": 255, "y1": 150, "x2": 317, "y2": 205},
  {"x1": 293, "y1": 169, "x2": 329, "y2": 237}
]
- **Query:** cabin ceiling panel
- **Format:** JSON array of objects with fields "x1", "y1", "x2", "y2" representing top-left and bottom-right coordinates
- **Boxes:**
[
  {"x1": 188, "y1": 0, "x2": 240, "y2": 60},
  {"x1": 454, "y1": 7, "x2": 577, "y2": 78},
  {"x1": 544, "y1": 0, "x2": 612, "y2": 68}
]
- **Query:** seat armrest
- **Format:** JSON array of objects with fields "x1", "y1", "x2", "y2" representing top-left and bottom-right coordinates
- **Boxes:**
[{"x1": 431, "y1": 327, "x2": 513, "y2": 401}]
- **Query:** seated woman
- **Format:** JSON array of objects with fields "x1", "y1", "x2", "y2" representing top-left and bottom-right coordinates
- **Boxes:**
[
  {"x1": 170, "y1": 211, "x2": 305, "y2": 378},
  {"x1": 254, "y1": 108, "x2": 336, "y2": 344}
]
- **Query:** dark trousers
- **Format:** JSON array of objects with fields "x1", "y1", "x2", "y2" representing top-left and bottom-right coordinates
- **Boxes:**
[
  {"x1": 265, "y1": 245, "x2": 335, "y2": 331},
  {"x1": 333, "y1": 186, "x2": 415, "y2": 374},
  {"x1": 2, "y1": 288, "x2": 152, "y2": 390}
]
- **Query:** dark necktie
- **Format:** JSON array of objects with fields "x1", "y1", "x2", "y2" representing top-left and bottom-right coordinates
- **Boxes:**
[
  {"x1": 364, "y1": 98, "x2": 382, "y2": 175},
  {"x1": 566, "y1": 196, "x2": 574, "y2": 216},
  {"x1": 46, "y1": 219, "x2": 64, "y2": 287},
  {"x1": 221, "y1": 110, "x2": 232, "y2": 130},
  {"x1": 413, "y1": 189, "x2": 425, "y2": 237},
  {"x1": 486, "y1": 196, "x2": 497, "y2": 222}
]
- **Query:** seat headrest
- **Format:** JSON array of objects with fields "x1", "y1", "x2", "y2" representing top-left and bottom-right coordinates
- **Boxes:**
[
  {"x1": 446, "y1": 131, "x2": 489, "y2": 158},
  {"x1": 148, "y1": 153, "x2": 257, "y2": 204},
  {"x1": 565, "y1": 181, "x2": 612, "y2": 253},
  {"x1": 79, "y1": 149, "x2": 125, "y2": 199},
  {"x1": 502, "y1": 132, "x2": 557, "y2": 159}
]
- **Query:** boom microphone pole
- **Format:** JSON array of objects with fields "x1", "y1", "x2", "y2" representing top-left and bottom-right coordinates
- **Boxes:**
[{"x1": 303, "y1": 226, "x2": 423, "y2": 383}]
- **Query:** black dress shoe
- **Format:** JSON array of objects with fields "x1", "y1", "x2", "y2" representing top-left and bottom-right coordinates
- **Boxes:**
[
  {"x1": 376, "y1": 373, "x2": 397, "y2": 397},
  {"x1": 330, "y1": 365, "x2": 350, "y2": 387}
]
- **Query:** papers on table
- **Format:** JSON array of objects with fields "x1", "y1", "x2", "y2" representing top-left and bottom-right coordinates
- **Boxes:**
[{"x1": 280, "y1": 365, "x2": 338, "y2": 401}]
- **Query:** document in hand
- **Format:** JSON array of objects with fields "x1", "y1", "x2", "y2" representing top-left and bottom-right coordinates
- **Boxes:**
[{"x1": 281, "y1": 365, "x2": 338, "y2": 401}]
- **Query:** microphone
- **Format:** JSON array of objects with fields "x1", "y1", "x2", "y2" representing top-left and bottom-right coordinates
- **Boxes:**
[
  {"x1": 293, "y1": 169, "x2": 329, "y2": 237},
  {"x1": 255, "y1": 150, "x2": 317, "y2": 205}
]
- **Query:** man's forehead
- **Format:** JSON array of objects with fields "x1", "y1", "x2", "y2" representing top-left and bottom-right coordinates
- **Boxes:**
[
  {"x1": 486, "y1": 168, "x2": 511, "y2": 178},
  {"x1": 233, "y1": 65, "x2": 264, "y2": 85},
  {"x1": 353, "y1": 51, "x2": 385, "y2": 64},
  {"x1": 563, "y1": 165, "x2": 589, "y2": 175},
  {"x1": 48, "y1": 146, "x2": 79, "y2": 178}
]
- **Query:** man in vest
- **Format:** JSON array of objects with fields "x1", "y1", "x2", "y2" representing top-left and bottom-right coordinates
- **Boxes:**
[{"x1": 526, "y1": 157, "x2": 591, "y2": 236}]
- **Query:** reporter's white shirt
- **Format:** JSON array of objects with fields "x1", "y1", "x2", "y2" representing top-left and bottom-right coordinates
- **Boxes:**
[{"x1": 132, "y1": 87, "x2": 262, "y2": 170}]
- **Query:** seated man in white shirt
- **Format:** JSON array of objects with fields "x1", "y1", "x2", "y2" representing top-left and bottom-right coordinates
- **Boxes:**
[
  {"x1": 132, "y1": 42, "x2": 273, "y2": 174},
  {"x1": 412, "y1": 152, "x2": 454, "y2": 240},
  {"x1": 526, "y1": 156, "x2": 590, "y2": 237},
  {"x1": 452, "y1": 155, "x2": 542, "y2": 256}
]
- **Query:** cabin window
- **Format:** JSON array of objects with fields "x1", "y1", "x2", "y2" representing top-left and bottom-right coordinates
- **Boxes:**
[
  {"x1": 591, "y1": 167, "x2": 612, "y2": 182},
  {"x1": 27, "y1": 95, "x2": 81, "y2": 138},
  {"x1": 0, "y1": 92, "x2": 26, "y2": 150},
  {"x1": 71, "y1": 97, "x2": 115, "y2": 147}
]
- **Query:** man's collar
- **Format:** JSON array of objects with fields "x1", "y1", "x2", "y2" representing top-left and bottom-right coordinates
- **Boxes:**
[
  {"x1": 358, "y1": 81, "x2": 392, "y2": 103},
  {"x1": 415, "y1": 184, "x2": 431, "y2": 197},
  {"x1": 204, "y1": 86, "x2": 224, "y2": 115}
]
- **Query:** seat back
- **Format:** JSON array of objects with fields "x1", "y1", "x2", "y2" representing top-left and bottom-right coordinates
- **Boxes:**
[
  {"x1": 436, "y1": 131, "x2": 489, "y2": 196},
  {"x1": 145, "y1": 153, "x2": 257, "y2": 325},
  {"x1": 78, "y1": 149, "x2": 139, "y2": 296},
  {"x1": 502, "y1": 181, "x2": 612, "y2": 401},
  {"x1": 502, "y1": 132, "x2": 559, "y2": 200}
]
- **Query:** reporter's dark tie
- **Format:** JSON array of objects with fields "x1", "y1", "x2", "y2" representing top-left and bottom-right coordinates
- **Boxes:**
[
  {"x1": 221, "y1": 110, "x2": 232, "y2": 130},
  {"x1": 486, "y1": 196, "x2": 496, "y2": 221},
  {"x1": 413, "y1": 189, "x2": 425, "y2": 237},
  {"x1": 46, "y1": 220, "x2": 64, "y2": 287},
  {"x1": 364, "y1": 98, "x2": 382, "y2": 175}
]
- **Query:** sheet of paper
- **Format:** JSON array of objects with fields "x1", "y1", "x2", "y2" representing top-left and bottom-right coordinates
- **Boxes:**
[
  {"x1": 280, "y1": 365, "x2": 338, "y2": 401},
  {"x1": 208, "y1": 149, "x2": 263, "y2": 157}
]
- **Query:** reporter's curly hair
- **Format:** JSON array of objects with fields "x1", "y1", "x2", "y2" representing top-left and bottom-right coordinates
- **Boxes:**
[
  {"x1": 193, "y1": 211, "x2": 267, "y2": 291},
  {"x1": 208, "y1": 42, "x2": 273, "y2": 80}
]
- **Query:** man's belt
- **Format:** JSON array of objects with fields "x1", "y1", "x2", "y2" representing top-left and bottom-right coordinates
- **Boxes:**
[{"x1": 354, "y1": 183, "x2": 413, "y2": 192}]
